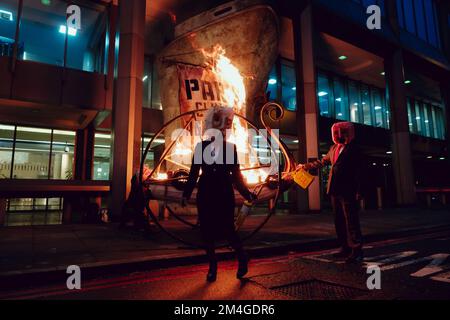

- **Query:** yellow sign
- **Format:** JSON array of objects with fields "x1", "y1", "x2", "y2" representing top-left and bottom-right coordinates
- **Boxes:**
[{"x1": 293, "y1": 169, "x2": 315, "y2": 189}]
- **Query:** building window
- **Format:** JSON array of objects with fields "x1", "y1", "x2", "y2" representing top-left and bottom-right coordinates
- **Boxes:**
[
  {"x1": 143, "y1": 56, "x2": 162, "y2": 110},
  {"x1": 5, "y1": 197, "x2": 63, "y2": 226},
  {"x1": 348, "y1": 81, "x2": 362, "y2": 124},
  {"x1": 0, "y1": 0, "x2": 18, "y2": 57},
  {"x1": 50, "y1": 130, "x2": 75, "y2": 179},
  {"x1": 317, "y1": 72, "x2": 331, "y2": 117},
  {"x1": 407, "y1": 97, "x2": 445, "y2": 139},
  {"x1": 0, "y1": 124, "x2": 14, "y2": 179},
  {"x1": 332, "y1": 77, "x2": 349, "y2": 120},
  {"x1": 317, "y1": 70, "x2": 389, "y2": 129},
  {"x1": 280, "y1": 60, "x2": 297, "y2": 111},
  {"x1": 0, "y1": 124, "x2": 75, "y2": 180},
  {"x1": 66, "y1": 4, "x2": 108, "y2": 73},
  {"x1": 18, "y1": 0, "x2": 67, "y2": 66},
  {"x1": 267, "y1": 58, "x2": 297, "y2": 111},
  {"x1": 11, "y1": 0, "x2": 108, "y2": 72},
  {"x1": 396, "y1": 0, "x2": 441, "y2": 48},
  {"x1": 93, "y1": 132, "x2": 111, "y2": 180},
  {"x1": 13, "y1": 126, "x2": 52, "y2": 179}
]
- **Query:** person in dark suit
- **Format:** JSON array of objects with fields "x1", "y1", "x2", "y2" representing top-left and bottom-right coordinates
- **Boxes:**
[
  {"x1": 299, "y1": 121, "x2": 364, "y2": 263},
  {"x1": 181, "y1": 106, "x2": 256, "y2": 282}
]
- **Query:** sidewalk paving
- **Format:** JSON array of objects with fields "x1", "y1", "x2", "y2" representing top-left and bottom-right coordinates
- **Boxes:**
[{"x1": 1, "y1": 207, "x2": 449, "y2": 288}]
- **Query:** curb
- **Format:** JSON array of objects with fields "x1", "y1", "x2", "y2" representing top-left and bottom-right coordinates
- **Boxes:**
[{"x1": 1, "y1": 224, "x2": 449, "y2": 292}]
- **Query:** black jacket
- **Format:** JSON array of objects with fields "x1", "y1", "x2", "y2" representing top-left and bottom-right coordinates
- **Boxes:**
[
  {"x1": 183, "y1": 140, "x2": 252, "y2": 240},
  {"x1": 308, "y1": 142, "x2": 364, "y2": 199}
]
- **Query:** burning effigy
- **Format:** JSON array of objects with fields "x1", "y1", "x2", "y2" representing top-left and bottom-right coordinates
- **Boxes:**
[{"x1": 139, "y1": 2, "x2": 297, "y2": 247}]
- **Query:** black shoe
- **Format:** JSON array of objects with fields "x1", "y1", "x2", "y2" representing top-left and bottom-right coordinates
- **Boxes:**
[
  {"x1": 206, "y1": 264, "x2": 217, "y2": 282},
  {"x1": 237, "y1": 255, "x2": 249, "y2": 279},
  {"x1": 345, "y1": 249, "x2": 363, "y2": 264},
  {"x1": 332, "y1": 249, "x2": 351, "y2": 259}
]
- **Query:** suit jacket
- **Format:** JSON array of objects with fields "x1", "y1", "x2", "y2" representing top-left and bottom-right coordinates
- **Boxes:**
[
  {"x1": 182, "y1": 140, "x2": 252, "y2": 239},
  {"x1": 182, "y1": 140, "x2": 252, "y2": 202},
  {"x1": 308, "y1": 142, "x2": 363, "y2": 199}
]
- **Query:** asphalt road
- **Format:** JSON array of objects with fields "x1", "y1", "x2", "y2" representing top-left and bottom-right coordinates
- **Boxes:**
[{"x1": 2, "y1": 228, "x2": 450, "y2": 300}]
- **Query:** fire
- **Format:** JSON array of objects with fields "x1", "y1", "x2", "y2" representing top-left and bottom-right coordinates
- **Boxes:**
[
  {"x1": 156, "y1": 172, "x2": 168, "y2": 180},
  {"x1": 163, "y1": 45, "x2": 268, "y2": 186},
  {"x1": 203, "y1": 46, "x2": 249, "y2": 154},
  {"x1": 207, "y1": 45, "x2": 246, "y2": 113}
]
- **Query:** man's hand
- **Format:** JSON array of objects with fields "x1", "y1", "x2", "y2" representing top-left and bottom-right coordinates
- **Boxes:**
[
  {"x1": 181, "y1": 197, "x2": 188, "y2": 207},
  {"x1": 297, "y1": 163, "x2": 312, "y2": 171}
]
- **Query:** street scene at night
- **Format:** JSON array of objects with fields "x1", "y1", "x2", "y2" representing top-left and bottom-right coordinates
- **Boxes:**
[{"x1": 0, "y1": 0, "x2": 450, "y2": 316}]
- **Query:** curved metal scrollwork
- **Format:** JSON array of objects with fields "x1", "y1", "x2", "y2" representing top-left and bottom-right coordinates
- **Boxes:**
[{"x1": 139, "y1": 103, "x2": 296, "y2": 249}]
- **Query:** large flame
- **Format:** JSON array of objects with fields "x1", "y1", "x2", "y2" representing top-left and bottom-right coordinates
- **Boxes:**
[
  {"x1": 168, "y1": 45, "x2": 268, "y2": 185},
  {"x1": 203, "y1": 46, "x2": 249, "y2": 155}
]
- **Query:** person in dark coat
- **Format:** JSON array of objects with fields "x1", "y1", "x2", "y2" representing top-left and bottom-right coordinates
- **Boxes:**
[
  {"x1": 181, "y1": 106, "x2": 256, "y2": 282},
  {"x1": 299, "y1": 121, "x2": 364, "y2": 263}
]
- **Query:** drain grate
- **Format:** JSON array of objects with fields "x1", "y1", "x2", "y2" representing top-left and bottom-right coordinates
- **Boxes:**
[{"x1": 271, "y1": 280, "x2": 367, "y2": 300}]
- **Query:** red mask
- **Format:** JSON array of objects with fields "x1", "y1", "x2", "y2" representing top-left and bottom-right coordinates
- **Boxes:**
[{"x1": 331, "y1": 122, "x2": 355, "y2": 145}]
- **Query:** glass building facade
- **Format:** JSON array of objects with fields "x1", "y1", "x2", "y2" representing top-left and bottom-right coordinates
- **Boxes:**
[
  {"x1": 317, "y1": 71, "x2": 390, "y2": 129},
  {"x1": 0, "y1": 0, "x2": 108, "y2": 72},
  {"x1": 143, "y1": 55, "x2": 163, "y2": 110},
  {"x1": 396, "y1": 0, "x2": 441, "y2": 48},
  {"x1": 0, "y1": 124, "x2": 75, "y2": 226},
  {"x1": 93, "y1": 132, "x2": 111, "y2": 181},
  {"x1": 267, "y1": 59, "x2": 297, "y2": 111},
  {"x1": 0, "y1": 125, "x2": 75, "y2": 180},
  {"x1": 407, "y1": 97, "x2": 446, "y2": 139}
]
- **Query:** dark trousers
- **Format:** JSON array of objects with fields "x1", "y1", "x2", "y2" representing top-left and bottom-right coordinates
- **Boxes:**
[
  {"x1": 330, "y1": 195, "x2": 363, "y2": 252},
  {"x1": 203, "y1": 231, "x2": 246, "y2": 268}
]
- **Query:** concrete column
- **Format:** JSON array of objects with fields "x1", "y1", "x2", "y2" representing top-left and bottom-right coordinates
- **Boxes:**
[
  {"x1": 111, "y1": 0, "x2": 145, "y2": 219},
  {"x1": 0, "y1": 198, "x2": 6, "y2": 226},
  {"x1": 385, "y1": 50, "x2": 416, "y2": 205},
  {"x1": 293, "y1": 6, "x2": 321, "y2": 212},
  {"x1": 74, "y1": 126, "x2": 95, "y2": 181}
]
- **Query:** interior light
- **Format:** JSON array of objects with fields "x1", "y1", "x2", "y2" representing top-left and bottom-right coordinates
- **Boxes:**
[
  {"x1": 386, "y1": 151, "x2": 392, "y2": 154},
  {"x1": 292, "y1": 87, "x2": 296, "y2": 91},
  {"x1": 335, "y1": 97, "x2": 342, "y2": 102},
  {"x1": 374, "y1": 106, "x2": 382, "y2": 110},
  {"x1": 380, "y1": 72, "x2": 385, "y2": 76},
  {"x1": 293, "y1": 140, "x2": 299, "y2": 143},
  {"x1": 338, "y1": 55, "x2": 347, "y2": 60},
  {"x1": 318, "y1": 91, "x2": 328, "y2": 97},
  {"x1": 41, "y1": 0, "x2": 52, "y2": 5},
  {"x1": 0, "y1": 10, "x2": 13, "y2": 21},
  {"x1": 416, "y1": 116, "x2": 421, "y2": 120},
  {"x1": 427, "y1": 156, "x2": 432, "y2": 159},
  {"x1": 424, "y1": 120, "x2": 429, "y2": 123},
  {"x1": 337, "y1": 113, "x2": 343, "y2": 116},
  {"x1": 362, "y1": 102, "x2": 366, "y2": 105},
  {"x1": 404, "y1": 80, "x2": 411, "y2": 84},
  {"x1": 439, "y1": 157, "x2": 445, "y2": 160},
  {"x1": 353, "y1": 103, "x2": 358, "y2": 106},
  {"x1": 268, "y1": 78, "x2": 277, "y2": 85},
  {"x1": 59, "y1": 25, "x2": 77, "y2": 36},
  {"x1": 142, "y1": 75, "x2": 148, "y2": 81}
]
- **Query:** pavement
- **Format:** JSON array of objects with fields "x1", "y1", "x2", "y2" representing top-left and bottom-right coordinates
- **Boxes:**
[
  {"x1": 2, "y1": 228, "x2": 450, "y2": 300},
  {"x1": 1, "y1": 207, "x2": 450, "y2": 291}
]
